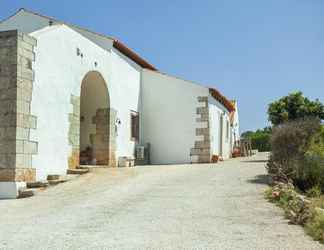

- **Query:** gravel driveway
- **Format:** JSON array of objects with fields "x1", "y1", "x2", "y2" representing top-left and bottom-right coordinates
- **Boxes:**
[{"x1": 0, "y1": 153, "x2": 323, "y2": 250}]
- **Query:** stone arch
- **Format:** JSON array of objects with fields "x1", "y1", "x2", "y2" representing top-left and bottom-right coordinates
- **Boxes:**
[{"x1": 79, "y1": 71, "x2": 112, "y2": 166}]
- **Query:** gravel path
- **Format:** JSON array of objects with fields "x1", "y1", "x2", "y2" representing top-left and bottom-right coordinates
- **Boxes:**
[{"x1": 0, "y1": 153, "x2": 323, "y2": 250}]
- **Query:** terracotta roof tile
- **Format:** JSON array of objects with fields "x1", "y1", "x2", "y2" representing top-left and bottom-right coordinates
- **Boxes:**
[
  {"x1": 209, "y1": 88, "x2": 235, "y2": 112},
  {"x1": 113, "y1": 40, "x2": 157, "y2": 70}
]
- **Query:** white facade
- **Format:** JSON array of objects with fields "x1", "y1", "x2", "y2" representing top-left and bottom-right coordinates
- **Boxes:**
[
  {"x1": 0, "y1": 9, "x2": 239, "y2": 194},
  {"x1": 141, "y1": 69, "x2": 209, "y2": 164},
  {"x1": 231, "y1": 101, "x2": 240, "y2": 146},
  {"x1": 110, "y1": 48, "x2": 142, "y2": 158},
  {"x1": 26, "y1": 24, "x2": 143, "y2": 180}
]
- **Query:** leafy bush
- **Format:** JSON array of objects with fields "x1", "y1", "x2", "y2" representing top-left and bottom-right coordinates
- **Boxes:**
[
  {"x1": 265, "y1": 117, "x2": 324, "y2": 244},
  {"x1": 296, "y1": 154, "x2": 324, "y2": 192},
  {"x1": 311, "y1": 197, "x2": 324, "y2": 209},
  {"x1": 296, "y1": 125, "x2": 324, "y2": 192},
  {"x1": 305, "y1": 209, "x2": 324, "y2": 243},
  {"x1": 267, "y1": 118, "x2": 324, "y2": 191},
  {"x1": 306, "y1": 186, "x2": 322, "y2": 198},
  {"x1": 268, "y1": 92, "x2": 324, "y2": 126}
]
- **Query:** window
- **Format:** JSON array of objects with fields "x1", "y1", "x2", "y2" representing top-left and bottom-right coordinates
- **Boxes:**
[{"x1": 131, "y1": 111, "x2": 139, "y2": 141}]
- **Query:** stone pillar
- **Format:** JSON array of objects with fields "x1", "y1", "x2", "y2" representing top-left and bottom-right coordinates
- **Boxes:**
[
  {"x1": 92, "y1": 108, "x2": 109, "y2": 165},
  {"x1": 68, "y1": 95, "x2": 80, "y2": 169},
  {"x1": 190, "y1": 96, "x2": 211, "y2": 163},
  {"x1": 109, "y1": 108, "x2": 117, "y2": 167},
  {"x1": 0, "y1": 30, "x2": 38, "y2": 198}
]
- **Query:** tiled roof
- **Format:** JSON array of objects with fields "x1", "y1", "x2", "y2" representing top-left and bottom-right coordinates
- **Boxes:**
[
  {"x1": 113, "y1": 40, "x2": 157, "y2": 70},
  {"x1": 209, "y1": 88, "x2": 235, "y2": 112}
]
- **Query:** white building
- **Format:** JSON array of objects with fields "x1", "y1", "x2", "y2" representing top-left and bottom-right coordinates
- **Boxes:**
[{"x1": 0, "y1": 9, "x2": 239, "y2": 198}]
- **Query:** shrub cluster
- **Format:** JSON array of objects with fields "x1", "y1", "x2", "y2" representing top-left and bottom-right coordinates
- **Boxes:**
[
  {"x1": 305, "y1": 208, "x2": 324, "y2": 243},
  {"x1": 267, "y1": 118, "x2": 324, "y2": 192},
  {"x1": 265, "y1": 184, "x2": 324, "y2": 243},
  {"x1": 265, "y1": 183, "x2": 312, "y2": 225}
]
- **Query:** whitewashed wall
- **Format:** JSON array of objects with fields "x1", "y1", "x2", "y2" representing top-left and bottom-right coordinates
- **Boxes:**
[
  {"x1": 232, "y1": 102, "x2": 240, "y2": 145},
  {"x1": 29, "y1": 25, "x2": 140, "y2": 180},
  {"x1": 141, "y1": 70, "x2": 209, "y2": 164},
  {"x1": 110, "y1": 48, "x2": 141, "y2": 157},
  {"x1": 222, "y1": 115, "x2": 231, "y2": 159},
  {"x1": 209, "y1": 104, "x2": 221, "y2": 157}
]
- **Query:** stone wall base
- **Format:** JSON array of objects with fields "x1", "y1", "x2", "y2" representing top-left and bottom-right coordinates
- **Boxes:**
[
  {"x1": 0, "y1": 168, "x2": 36, "y2": 182},
  {"x1": 68, "y1": 149, "x2": 80, "y2": 170},
  {"x1": 0, "y1": 181, "x2": 26, "y2": 199}
]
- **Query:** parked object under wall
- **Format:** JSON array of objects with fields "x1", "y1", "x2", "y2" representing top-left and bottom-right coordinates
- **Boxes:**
[{"x1": 118, "y1": 157, "x2": 135, "y2": 167}]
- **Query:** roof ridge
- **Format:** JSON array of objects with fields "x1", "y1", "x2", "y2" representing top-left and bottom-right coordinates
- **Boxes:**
[
  {"x1": 14, "y1": 8, "x2": 157, "y2": 71},
  {"x1": 18, "y1": 8, "x2": 117, "y2": 41},
  {"x1": 144, "y1": 69, "x2": 234, "y2": 112}
]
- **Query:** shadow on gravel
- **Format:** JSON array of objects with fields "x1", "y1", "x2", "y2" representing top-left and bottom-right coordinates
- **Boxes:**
[
  {"x1": 241, "y1": 160, "x2": 268, "y2": 163},
  {"x1": 247, "y1": 174, "x2": 270, "y2": 185}
]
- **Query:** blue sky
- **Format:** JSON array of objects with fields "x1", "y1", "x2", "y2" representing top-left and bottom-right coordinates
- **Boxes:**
[{"x1": 1, "y1": 0, "x2": 323, "y2": 132}]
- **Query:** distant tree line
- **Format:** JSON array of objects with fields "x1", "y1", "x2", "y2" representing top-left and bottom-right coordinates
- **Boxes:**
[
  {"x1": 242, "y1": 91, "x2": 324, "y2": 195},
  {"x1": 241, "y1": 91, "x2": 324, "y2": 152},
  {"x1": 241, "y1": 127, "x2": 271, "y2": 152}
]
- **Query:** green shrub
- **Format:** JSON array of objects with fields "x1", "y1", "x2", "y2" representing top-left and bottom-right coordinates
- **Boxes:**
[
  {"x1": 264, "y1": 187, "x2": 275, "y2": 201},
  {"x1": 295, "y1": 125, "x2": 324, "y2": 192},
  {"x1": 306, "y1": 186, "x2": 322, "y2": 198},
  {"x1": 311, "y1": 197, "x2": 324, "y2": 210},
  {"x1": 296, "y1": 155, "x2": 324, "y2": 192},
  {"x1": 267, "y1": 118, "x2": 323, "y2": 189},
  {"x1": 278, "y1": 188, "x2": 296, "y2": 209},
  {"x1": 265, "y1": 184, "x2": 312, "y2": 225},
  {"x1": 305, "y1": 209, "x2": 324, "y2": 243},
  {"x1": 264, "y1": 184, "x2": 296, "y2": 208}
]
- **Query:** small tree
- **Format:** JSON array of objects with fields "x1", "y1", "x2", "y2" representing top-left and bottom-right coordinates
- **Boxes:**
[{"x1": 268, "y1": 92, "x2": 324, "y2": 126}]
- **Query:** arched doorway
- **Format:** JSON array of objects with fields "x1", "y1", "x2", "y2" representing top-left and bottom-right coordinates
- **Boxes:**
[{"x1": 79, "y1": 71, "x2": 110, "y2": 165}]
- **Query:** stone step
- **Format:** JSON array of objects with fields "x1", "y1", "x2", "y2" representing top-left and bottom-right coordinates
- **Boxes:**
[
  {"x1": 18, "y1": 188, "x2": 34, "y2": 199},
  {"x1": 48, "y1": 179, "x2": 68, "y2": 185},
  {"x1": 26, "y1": 181, "x2": 49, "y2": 189},
  {"x1": 76, "y1": 166, "x2": 90, "y2": 170},
  {"x1": 47, "y1": 175, "x2": 60, "y2": 181},
  {"x1": 67, "y1": 168, "x2": 89, "y2": 175}
]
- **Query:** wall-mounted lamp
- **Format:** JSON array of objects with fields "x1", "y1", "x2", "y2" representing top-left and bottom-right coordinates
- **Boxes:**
[{"x1": 115, "y1": 118, "x2": 121, "y2": 125}]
